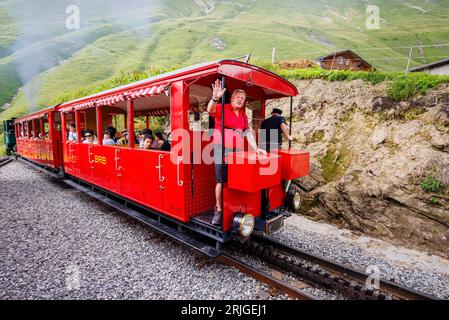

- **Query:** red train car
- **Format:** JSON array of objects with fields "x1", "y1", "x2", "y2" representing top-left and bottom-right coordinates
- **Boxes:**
[
  {"x1": 15, "y1": 106, "x2": 63, "y2": 175},
  {"x1": 13, "y1": 60, "x2": 309, "y2": 256}
]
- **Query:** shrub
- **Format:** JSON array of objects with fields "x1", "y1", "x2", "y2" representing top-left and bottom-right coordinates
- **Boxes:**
[
  {"x1": 387, "y1": 78, "x2": 416, "y2": 101},
  {"x1": 420, "y1": 175, "x2": 442, "y2": 193}
]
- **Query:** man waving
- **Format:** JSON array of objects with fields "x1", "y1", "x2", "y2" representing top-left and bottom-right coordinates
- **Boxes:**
[{"x1": 207, "y1": 79, "x2": 266, "y2": 225}]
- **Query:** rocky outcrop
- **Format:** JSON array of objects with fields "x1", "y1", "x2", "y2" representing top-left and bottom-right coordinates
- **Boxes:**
[{"x1": 269, "y1": 79, "x2": 449, "y2": 258}]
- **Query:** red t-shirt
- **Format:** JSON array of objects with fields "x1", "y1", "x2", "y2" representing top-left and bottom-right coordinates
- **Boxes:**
[{"x1": 209, "y1": 103, "x2": 249, "y2": 149}]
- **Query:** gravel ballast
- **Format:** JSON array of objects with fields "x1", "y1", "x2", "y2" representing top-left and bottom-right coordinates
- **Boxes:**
[
  {"x1": 0, "y1": 161, "x2": 263, "y2": 299},
  {"x1": 1, "y1": 161, "x2": 448, "y2": 300},
  {"x1": 269, "y1": 216, "x2": 449, "y2": 299}
]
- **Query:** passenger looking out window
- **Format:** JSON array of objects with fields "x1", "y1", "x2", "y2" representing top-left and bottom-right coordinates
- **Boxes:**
[
  {"x1": 106, "y1": 126, "x2": 118, "y2": 143},
  {"x1": 151, "y1": 132, "x2": 163, "y2": 149},
  {"x1": 103, "y1": 129, "x2": 117, "y2": 145},
  {"x1": 67, "y1": 123, "x2": 77, "y2": 142},
  {"x1": 82, "y1": 130, "x2": 98, "y2": 144},
  {"x1": 118, "y1": 129, "x2": 129, "y2": 145},
  {"x1": 139, "y1": 128, "x2": 153, "y2": 149},
  {"x1": 143, "y1": 135, "x2": 154, "y2": 150}
]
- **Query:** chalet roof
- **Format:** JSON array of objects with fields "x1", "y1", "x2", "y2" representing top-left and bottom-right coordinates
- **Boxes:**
[
  {"x1": 409, "y1": 57, "x2": 449, "y2": 72},
  {"x1": 315, "y1": 49, "x2": 375, "y2": 69}
]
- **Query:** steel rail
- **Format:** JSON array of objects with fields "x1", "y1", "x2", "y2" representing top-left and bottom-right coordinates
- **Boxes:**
[
  {"x1": 216, "y1": 254, "x2": 318, "y2": 300},
  {"x1": 251, "y1": 234, "x2": 438, "y2": 300},
  {"x1": 0, "y1": 157, "x2": 13, "y2": 168}
]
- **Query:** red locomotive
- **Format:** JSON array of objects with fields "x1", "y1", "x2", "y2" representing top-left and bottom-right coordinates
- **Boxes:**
[{"x1": 12, "y1": 60, "x2": 309, "y2": 256}]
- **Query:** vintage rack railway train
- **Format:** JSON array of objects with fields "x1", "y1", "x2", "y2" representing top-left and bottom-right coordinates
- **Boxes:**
[{"x1": 7, "y1": 60, "x2": 310, "y2": 256}]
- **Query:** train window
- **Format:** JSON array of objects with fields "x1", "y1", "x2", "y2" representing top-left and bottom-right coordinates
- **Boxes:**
[
  {"x1": 53, "y1": 112, "x2": 61, "y2": 131},
  {"x1": 188, "y1": 111, "x2": 210, "y2": 132},
  {"x1": 188, "y1": 83, "x2": 212, "y2": 132},
  {"x1": 62, "y1": 112, "x2": 76, "y2": 141},
  {"x1": 246, "y1": 100, "x2": 263, "y2": 132}
]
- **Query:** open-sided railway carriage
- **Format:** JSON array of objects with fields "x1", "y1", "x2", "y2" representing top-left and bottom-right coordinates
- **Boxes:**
[
  {"x1": 13, "y1": 106, "x2": 63, "y2": 171},
  {"x1": 12, "y1": 60, "x2": 310, "y2": 256}
]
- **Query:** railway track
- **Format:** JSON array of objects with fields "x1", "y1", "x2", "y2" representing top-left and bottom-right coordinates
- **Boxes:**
[
  {"x1": 216, "y1": 254, "x2": 319, "y2": 300},
  {"x1": 225, "y1": 234, "x2": 438, "y2": 300},
  {"x1": 0, "y1": 157, "x2": 13, "y2": 168}
]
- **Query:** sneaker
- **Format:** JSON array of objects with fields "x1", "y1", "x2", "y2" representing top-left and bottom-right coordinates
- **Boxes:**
[{"x1": 212, "y1": 210, "x2": 222, "y2": 226}]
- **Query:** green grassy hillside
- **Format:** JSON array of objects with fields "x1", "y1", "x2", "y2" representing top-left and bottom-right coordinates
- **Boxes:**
[{"x1": 1, "y1": 0, "x2": 449, "y2": 130}]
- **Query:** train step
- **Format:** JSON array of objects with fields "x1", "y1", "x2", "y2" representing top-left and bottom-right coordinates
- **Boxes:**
[{"x1": 191, "y1": 211, "x2": 223, "y2": 230}]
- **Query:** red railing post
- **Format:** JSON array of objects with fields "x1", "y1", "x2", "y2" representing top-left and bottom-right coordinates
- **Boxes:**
[
  {"x1": 127, "y1": 99, "x2": 135, "y2": 148},
  {"x1": 32, "y1": 119, "x2": 36, "y2": 138},
  {"x1": 96, "y1": 105, "x2": 103, "y2": 145},
  {"x1": 61, "y1": 112, "x2": 67, "y2": 143},
  {"x1": 75, "y1": 110, "x2": 81, "y2": 142},
  {"x1": 40, "y1": 117, "x2": 45, "y2": 137},
  {"x1": 145, "y1": 115, "x2": 149, "y2": 129}
]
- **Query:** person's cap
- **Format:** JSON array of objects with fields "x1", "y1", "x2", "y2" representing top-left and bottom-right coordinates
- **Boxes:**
[{"x1": 271, "y1": 108, "x2": 283, "y2": 115}]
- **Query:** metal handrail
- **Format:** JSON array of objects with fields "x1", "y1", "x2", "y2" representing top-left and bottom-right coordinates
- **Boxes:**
[
  {"x1": 114, "y1": 148, "x2": 122, "y2": 171},
  {"x1": 156, "y1": 153, "x2": 165, "y2": 182},
  {"x1": 88, "y1": 145, "x2": 94, "y2": 164},
  {"x1": 177, "y1": 156, "x2": 183, "y2": 186}
]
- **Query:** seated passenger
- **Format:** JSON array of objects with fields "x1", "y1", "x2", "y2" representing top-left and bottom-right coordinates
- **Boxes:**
[
  {"x1": 67, "y1": 123, "x2": 77, "y2": 142},
  {"x1": 106, "y1": 126, "x2": 118, "y2": 143},
  {"x1": 139, "y1": 128, "x2": 153, "y2": 149},
  {"x1": 143, "y1": 135, "x2": 154, "y2": 150},
  {"x1": 82, "y1": 130, "x2": 98, "y2": 144},
  {"x1": 153, "y1": 132, "x2": 165, "y2": 149},
  {"x1": 118, "y1": 129, "x2": 129, "y2": 145},
  {"x1": 103, "y1": 129, "x2": 116, "y2": 145}
]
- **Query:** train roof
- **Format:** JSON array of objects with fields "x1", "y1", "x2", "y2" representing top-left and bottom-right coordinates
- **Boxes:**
[
  {"x1": 57, "y1": 60, "x2": 298, "y2": 110},
  {"x1": 15, "y1": 105, "x2": 59, "y2": 123},
  {"x1": 15, "y1": 59, "x2": 299, "y2": 121}
]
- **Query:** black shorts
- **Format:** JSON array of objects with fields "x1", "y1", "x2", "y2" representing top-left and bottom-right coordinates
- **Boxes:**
[{"x1": 213, "y1": 144, "x2": 235, "y2": 183}]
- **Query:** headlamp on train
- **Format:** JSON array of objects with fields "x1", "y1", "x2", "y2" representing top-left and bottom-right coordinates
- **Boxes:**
[{"x1": 232, "y1": 213, "x2": 255, "y2": 238}]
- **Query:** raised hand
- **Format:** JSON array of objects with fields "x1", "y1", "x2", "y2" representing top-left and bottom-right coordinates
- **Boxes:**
[{"x1": 212, "y1": 79, "x2": 226, "y2": 101}]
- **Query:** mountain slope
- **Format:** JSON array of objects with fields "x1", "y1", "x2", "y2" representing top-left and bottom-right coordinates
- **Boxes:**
[{"x1": 0, "y1": 0, "x2": 449, "y2": 119}]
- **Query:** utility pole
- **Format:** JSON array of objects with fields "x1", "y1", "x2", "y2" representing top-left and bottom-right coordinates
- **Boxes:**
[
  {"x1": 330, "y1": 51, "x2": 337, "y2": 70},
  {"x1": 405, "y1": 47, "x2": 413, "y2": 74},
  {"x1": 272, "y1": 47, "x2": 276, "y2": 64}
]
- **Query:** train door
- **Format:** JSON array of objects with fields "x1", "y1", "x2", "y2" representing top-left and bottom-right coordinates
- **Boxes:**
[
  {"x1": 90, "y1": 145, "x2": 120, "y2": 193},
  {"x1": 159, "y1": 150, "x2": 185, "y2": 219},
  {"x1": 118, "y1": 148, "x2": 163, "y2": 211}
]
